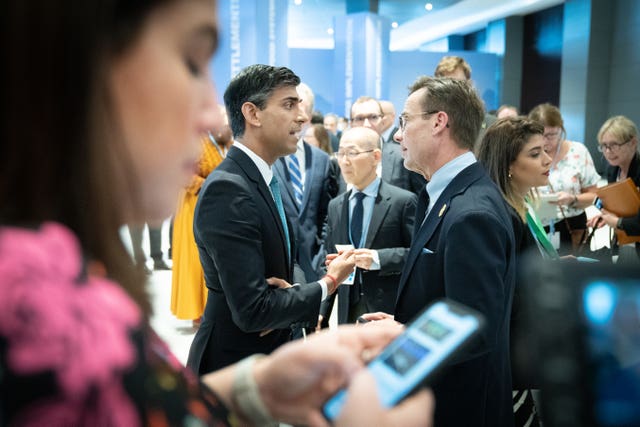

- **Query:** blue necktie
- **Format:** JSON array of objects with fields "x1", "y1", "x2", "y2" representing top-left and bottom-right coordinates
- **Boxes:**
[
  {"x1": 287, "y1": 154, "x2": 304, "y2": 206},
  {"x1": 350, "y1": 192, "x2": 365, "y2": 248},
  {"x1": 350, "y1": 192, "x2": 366, "y2": 305},
  {"x1": 269, "y1": 175, "x2": 291, "y2": 261}
]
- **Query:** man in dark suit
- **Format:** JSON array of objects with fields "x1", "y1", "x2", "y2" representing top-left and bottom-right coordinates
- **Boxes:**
[
  {"x1": 274, "y1": 83, "x2": 335, "y2": 283},
  {"x1": 350, "y1": 96, "x2": 426, "y2": 194},
  {"x1": 321, "y1": 127, "x2": 416, "y2": 325},
  {"x1": 374, "y1": 77, "x2": 517, "y2": 426},
  {"x1": 187, "y1": 64, "x2": 355, "y2": 375}
]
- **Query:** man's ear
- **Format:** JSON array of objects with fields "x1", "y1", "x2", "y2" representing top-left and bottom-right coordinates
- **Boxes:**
[
  {"x1": 432, "y1": 111, "x2": 450, "y2": 135},
  {"x1": 373, "y1": 148, "x2": 383, "y2": 163},
  {"x1": 241, "y1": 102, "x2": 261, "y2": 128}
]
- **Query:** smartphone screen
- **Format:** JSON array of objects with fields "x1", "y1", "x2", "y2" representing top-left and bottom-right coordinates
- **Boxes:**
[{"x1": 322, "y1": 299, "x2": 483, "y2": 421}]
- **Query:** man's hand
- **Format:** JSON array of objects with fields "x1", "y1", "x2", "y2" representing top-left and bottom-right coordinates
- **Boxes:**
[{"x1": 353, "y1": 248, "x2": 376, "y2": 270}]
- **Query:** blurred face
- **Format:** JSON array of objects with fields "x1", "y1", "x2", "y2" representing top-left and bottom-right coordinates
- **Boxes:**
[
  {"x1": 442, "y1": 68, "x2": 467, "y2": 81},
  {"x1": 350, "y1": 100, "x2": 384, "y2": 134},
  {"x1": 255, "y1": 86, "x2": 307, "y2": 162},
  {"x1": 304, "y1": 126, "x2": 319, "y2": 147},
  {"x1": 324, "y1": 116, "x2": 337, "y2": 134},
  {"x1": 337, "y1": 130, "x2": 380, "y2": 190},
  {"x1": 395, "y1": 88, "x2": 435, "y2": 178},
  {"x1": 110, "y1": 0, "x2": 219, "y2": 222},
  {"x1": 497, "y1": 107, "x2": 518, "y2": 119},
  {"x1": 542, "y1": 126, "x2": 562, "y2": 154},
  {"x1": 509, "y1": 134, "x2": 552, "y2": 196},
  {"x1": 599, "y1": 131, "x2": 637, "y2": 168}
]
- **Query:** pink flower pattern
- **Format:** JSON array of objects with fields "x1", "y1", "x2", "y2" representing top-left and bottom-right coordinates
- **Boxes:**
[{"x1": 0, "y1": 223, "x2": 142, "y2": 426}]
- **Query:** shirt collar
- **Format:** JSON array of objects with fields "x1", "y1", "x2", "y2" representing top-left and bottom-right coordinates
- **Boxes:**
[
  {"x1": 350, "y1": 177, "x2": 381, "y2": 201},
  {"x1": 233, "y1": 140, "x2": 273, "y2": 186},
  {"x1": 426, "y1": 151, "x2": 476, "y2": 203}
]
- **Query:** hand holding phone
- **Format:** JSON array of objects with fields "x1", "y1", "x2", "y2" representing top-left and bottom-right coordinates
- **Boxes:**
[{"x1": 323, "y1": 299, "x2": 484, "y2": 421}]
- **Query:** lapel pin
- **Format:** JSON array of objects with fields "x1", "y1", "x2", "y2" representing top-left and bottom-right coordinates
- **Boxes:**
[{"x1": 438, "y1": 204, "x2": 447, "y2": 217}]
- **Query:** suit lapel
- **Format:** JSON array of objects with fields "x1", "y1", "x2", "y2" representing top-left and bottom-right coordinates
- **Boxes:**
[
  {"x1": 337, "y1": 191, "x2": 351, "y2": 245},
  {"x1": 275, "y1": 158, "x2": 300, "y2": 215},
  {"x1": 300, "y1": 143, "x2": 314, "y2": 215},
  {"x1": 228, "y1": 147, "x2": 291, "y2": 266},
  {"x1": 364, "y1": 183, "x2": 390, "y2": 248},
  {"x1": 396, "y1": 163, "x2": 485, "y2": 299}
]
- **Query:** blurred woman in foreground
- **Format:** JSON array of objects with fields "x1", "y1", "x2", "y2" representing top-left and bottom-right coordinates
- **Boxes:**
[{"x1": 0, "y1": 0, "x2": 432, "y2": 425}]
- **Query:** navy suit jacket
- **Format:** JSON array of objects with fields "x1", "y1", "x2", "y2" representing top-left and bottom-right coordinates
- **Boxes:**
[
  {"x1": 395, "y1": 162, "x2": 516, "y2": 427},
  {"x1": 187, "y1": 146, "x2": 322, "y2": 374},
  {"x1": 274, "y1": 142, "x2": 335, "y2": 282},
  {"x1": 381, "y1": 132, "x2": 427, "y2": 195},
  {"x1": 321, "y1": 181, "x2": 416, "y2": 324}
]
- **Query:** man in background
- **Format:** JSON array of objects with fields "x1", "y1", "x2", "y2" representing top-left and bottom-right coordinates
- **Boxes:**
[
  {"x1": 273, "y1": 82, "x2": 336, "y2": 283},
  {"x1": 350, "y1": 96, "x2": 425, "y2": 194},
  {"x1": 321, "y1": 126, "x2": 416, "y2": 325}
]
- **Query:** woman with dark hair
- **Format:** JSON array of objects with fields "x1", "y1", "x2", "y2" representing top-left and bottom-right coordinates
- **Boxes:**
[
  {"x1": 528, "y1": 103, "x2": 600, "y2": 255},
  {"x1": 0, "y1": 1, "x2": 433, "y2": 426},
  {"x1": 478, "y1": 117, "x2": 555, "y2": 427}
]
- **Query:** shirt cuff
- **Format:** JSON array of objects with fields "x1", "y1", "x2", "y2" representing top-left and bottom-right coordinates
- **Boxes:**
[
  {"x1": 317, "y1": 279, "x2": 328, "y2": 301},
  {"x1": 369, "y1": 249, "x2": 381, "y2": 270}
]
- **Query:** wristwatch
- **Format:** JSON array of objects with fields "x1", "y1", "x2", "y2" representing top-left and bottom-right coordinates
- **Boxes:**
[{"x1": 617, "y1": 218, "x2": 623, "y2": 230}]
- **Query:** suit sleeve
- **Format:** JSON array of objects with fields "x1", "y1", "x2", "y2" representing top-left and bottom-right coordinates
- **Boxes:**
[
  {"x1": 620, "y1": 210, "x2": 640, "y2": 236},
  {"x1": 377, "y1": 194, "x2": 417, "y2": 275},
  {"x1": 443, "y1": 210, "x2": 512, "y2": 361},
  {"x1": 195, "y1": 175, "x2": 321, "y2": 333}
]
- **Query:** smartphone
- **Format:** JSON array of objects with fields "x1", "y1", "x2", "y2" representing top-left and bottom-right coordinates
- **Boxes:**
[
  {"x1": 594, "y1": 197, "x2": 603, "y2": 210},
  {"x1": 322, "y1": 299, "x2": 484, "y2": 421}
]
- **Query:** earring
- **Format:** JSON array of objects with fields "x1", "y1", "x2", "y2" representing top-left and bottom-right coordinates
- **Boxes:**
[{"x1": 508, "y1": 172, "x2": 512, "y2": 179}]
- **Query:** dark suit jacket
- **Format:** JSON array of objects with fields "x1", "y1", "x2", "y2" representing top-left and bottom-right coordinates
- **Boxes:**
[
  {"x1": 187, "y1": 146, "x2": 322, "y2": 374},
  {"x1": 395, "y1": 162, "x2": 516, "y2": 427},
  {"x1": 274, "y1": 142, "x2": 335, "y2": 282},
  {"x1": 381, "y1": 132, "x2": 427, "y2": 195},
  {"x1": 321, "y1": 181, "x2": 417, "y2": 324}
]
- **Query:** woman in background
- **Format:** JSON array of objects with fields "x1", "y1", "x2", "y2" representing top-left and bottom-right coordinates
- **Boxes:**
[
  {"x1": 0, "y1": 0, "x2": 433, "y2": 425},
  {"x1": 478, "y1": 116, "x2": 555, "y2": 427},
  {"x1": 588, "y1": 116, "x2": 640, "y2": 260},
  {"x1": 171, "y1": 105, "x2": 231, "y2": 326},
  {"x1": 528, "y1": 103, "x2": 600, "y2": 255}
]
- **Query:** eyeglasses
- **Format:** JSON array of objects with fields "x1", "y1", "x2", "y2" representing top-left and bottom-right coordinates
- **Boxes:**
[
  {"x1": 351, "y1": 114, "x2": 383, "y2": 125},
  {"x1": 334, "y1": 149, "x2": 375, "y2": 160},
  {"x1": 398, "y1": 110, "x2": 441, "y2": 132},
  {"x1": 597, "y1": 140, "x2": 631, "y2": 153}
]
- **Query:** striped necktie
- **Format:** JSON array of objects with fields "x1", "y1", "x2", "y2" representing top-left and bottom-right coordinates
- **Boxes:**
[
  {"x1": 269, "y1": 175, "x2": 291, "y2": 261},
  {"x1": 287, "y1": 154, "x2": 304, "y2": 206}
]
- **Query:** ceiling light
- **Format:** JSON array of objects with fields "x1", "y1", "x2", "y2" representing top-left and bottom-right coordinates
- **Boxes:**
[
  {"x1": 327, "y1": 28, "x2": 334, "y2": 35},
  {"x1": 391, "y1": 21, "x2": 398, "y2": 28},
  {"x1": 294, "y1": 0, "x2": 302, "y2": 5},
  {"x1": 425, "y1": 3, "x2": 433, "y2": 11}
]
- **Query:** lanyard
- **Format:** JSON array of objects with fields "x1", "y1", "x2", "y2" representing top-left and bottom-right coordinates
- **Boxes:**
[{"x1": 526, "y1": 206, "x2": 560, "y2": 260}]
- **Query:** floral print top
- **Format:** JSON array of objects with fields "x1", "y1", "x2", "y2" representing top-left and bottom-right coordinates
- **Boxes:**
[
  {"x1": 0, "y1": 223, "x2": 231, "y2": 426},
  {"x1": 536, "y1": 140, "x2": 601, "y2": 225}
]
